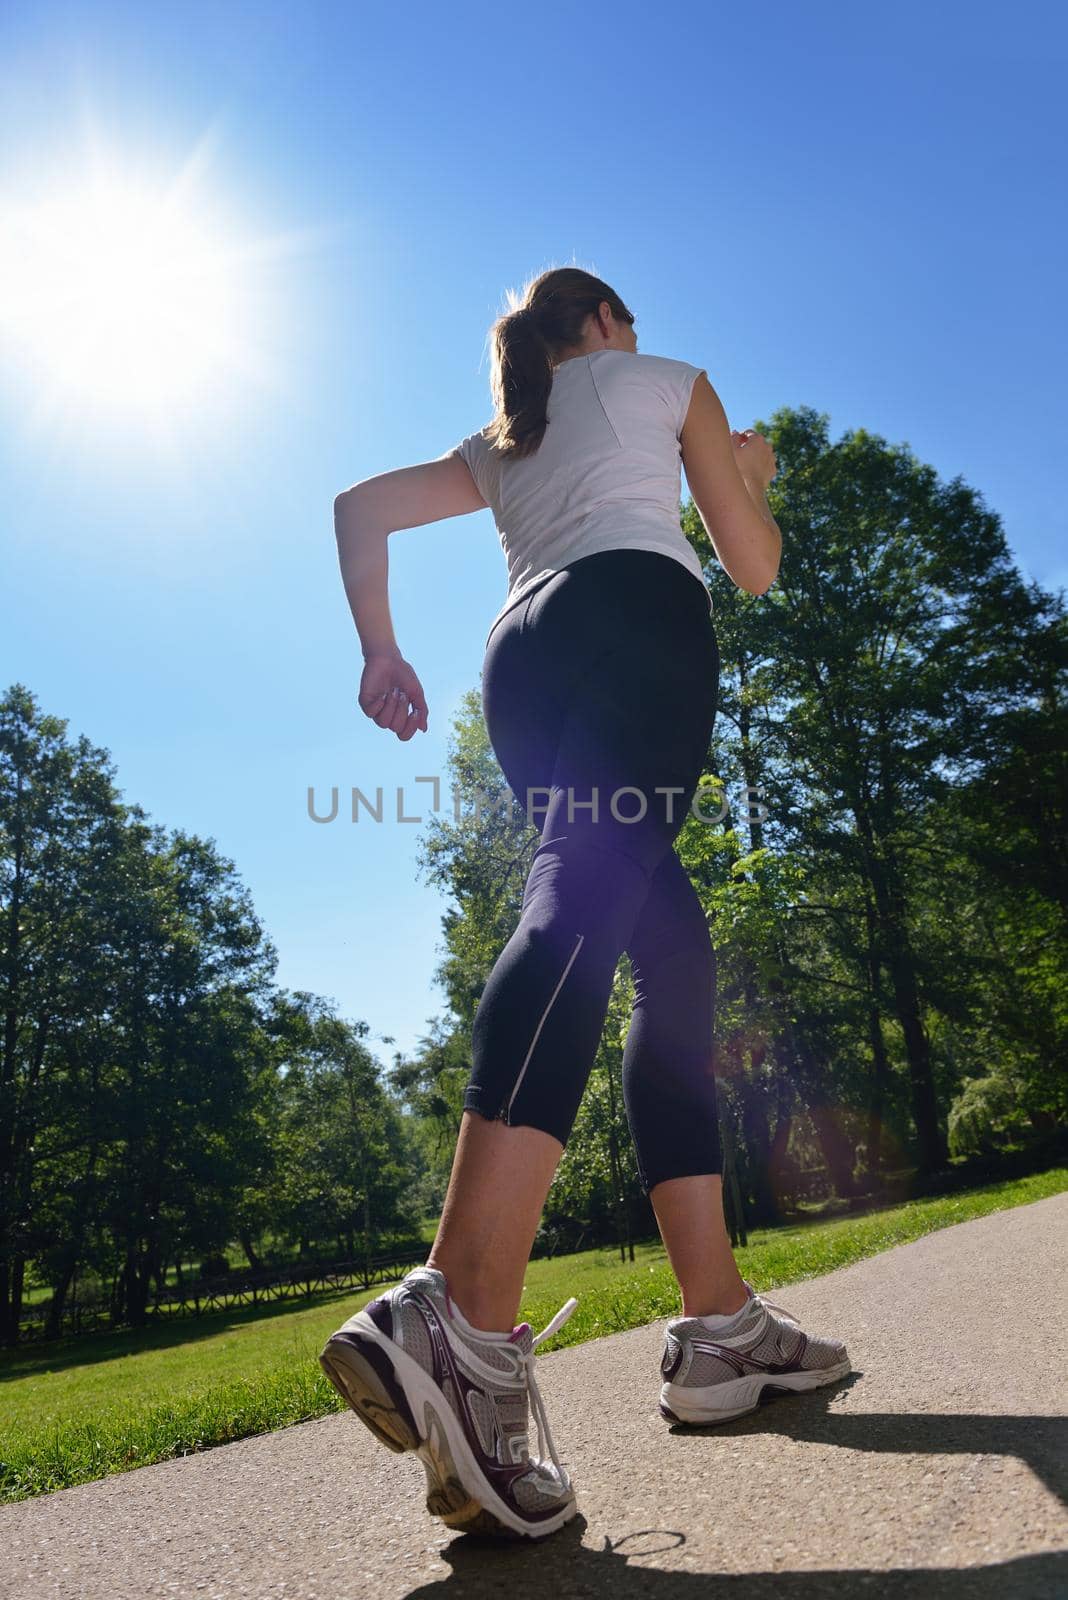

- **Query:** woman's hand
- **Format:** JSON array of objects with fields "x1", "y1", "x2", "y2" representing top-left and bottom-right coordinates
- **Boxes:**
[
  {"x1": 731, "y1": 428, "x2": 778, "y2": 487},
  {"x1": 358, "y1": 651, "x2": 429, "y2": 740}
]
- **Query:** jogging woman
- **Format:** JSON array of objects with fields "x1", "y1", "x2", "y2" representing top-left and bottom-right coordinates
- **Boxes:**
[{"x1": 320, "y1": 267, "x2": 851, "y2": 1541}]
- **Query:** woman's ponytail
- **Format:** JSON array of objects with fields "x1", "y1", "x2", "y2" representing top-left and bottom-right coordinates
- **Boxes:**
[{"x1": 484, "y1": 267, "x2": 634, "y2": 461}]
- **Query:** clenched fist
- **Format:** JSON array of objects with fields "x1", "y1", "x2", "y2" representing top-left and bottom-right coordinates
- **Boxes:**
[
  {"x1": 358, "y1": 652, "x2": 429, "y2": 741},
  {"x1": 731, "y1": 428, "x2": 777, "y2": 488}
]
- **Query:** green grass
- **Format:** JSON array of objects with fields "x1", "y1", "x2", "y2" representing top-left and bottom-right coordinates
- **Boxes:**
[{"x1": 1, "y1": 1167, "x2": 1064, "y2": 1504}]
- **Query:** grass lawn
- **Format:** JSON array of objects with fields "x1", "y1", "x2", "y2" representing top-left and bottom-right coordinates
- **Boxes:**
[{"x1": 1, "y1": 1166, "x2": 1064, "y2": 1504}]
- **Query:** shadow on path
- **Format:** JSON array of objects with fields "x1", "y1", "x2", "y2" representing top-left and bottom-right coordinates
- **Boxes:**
[
  {"x1": 663, "y1": 1372, "x2": 1066, "y2": 1508},
  {"x1": 409, "y1": 1381, "x2": 1067, "y2": 1600},
  {"x1": 420, "y1": 1540, "x2": 1066, "y2": 1600}
]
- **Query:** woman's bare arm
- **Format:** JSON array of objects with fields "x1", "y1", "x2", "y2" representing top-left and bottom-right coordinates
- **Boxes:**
[
  {"x1": 333, "y1": 452, "x2": 487, "y2": 658},
  {"x1": 679, "y1": 374, "x2": 782, "y2": 595},
  {"x1": 333, "y1": 452, "x2": 486, "y2": 739}
]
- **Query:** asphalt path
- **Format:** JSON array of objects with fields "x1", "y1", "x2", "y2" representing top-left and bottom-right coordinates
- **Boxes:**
[{"x1": 3, "y1": 1190, "x2": 1066, "y2": 1600}]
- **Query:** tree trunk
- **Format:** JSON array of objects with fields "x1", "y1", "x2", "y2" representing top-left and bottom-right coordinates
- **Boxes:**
[
  {"x1": 740, "y1": 1079, "x2": 778, "y2": 1224},
  {"x1": 4, "y1": 1256, "x2": 25, "y2": 1346},
  {"x1": 719, "y1": 1117, "x2": 748, "y2": 1248},
  {"x1": 860, "y1": 828, "x2": 947, "y2": 1172},
  {"x1": 863, "y1": 891, "x2": 893, "y2": 1173},
  {"x1": 123, "y1": 1243, "x2": 143, "y2": 1326},
  {"x1": 0, "y1": 1259, "x2": 10, "y2": 1348},
  {"x1": 239, "y1": 1230, "x2": 262, "y2": 1271},
  {"x1": 767, "y1": 1071, "x2": 794, "y2": 1215},
  {"x1": 886, "y1": 938, "x2": 946, "y2": 1172},
  {"x1": 45, "y1": 1258, "x2": 77, "y2": 1339},
  {"x1": 865, "y1": 1003, "x2": 892, "y2": 1174},
  {"x1": 110, "y1": 1265, "x2": 124, "y2": 1325}
]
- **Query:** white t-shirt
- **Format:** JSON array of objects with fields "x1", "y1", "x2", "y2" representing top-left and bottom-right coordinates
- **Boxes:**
[{"x1": 449, "y1": 348, "x2": 712, "y2": 646}]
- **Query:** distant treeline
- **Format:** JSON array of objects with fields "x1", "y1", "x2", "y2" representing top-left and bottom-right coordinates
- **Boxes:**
[
  {"x1": 0, "y1": 682, "x2": 429, "y2": 1344},
  {"x1": 2, "y1": 404, "x2": 1065, "y2": 1346}
]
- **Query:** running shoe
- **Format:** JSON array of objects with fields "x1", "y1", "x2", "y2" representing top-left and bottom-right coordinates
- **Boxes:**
[
  {"x1": 659, "y1": 1279, "x2": 851, "y2": 1425},
  {"x1": 319, "y1": 1264, "x2": 579, "y2": 1539}
]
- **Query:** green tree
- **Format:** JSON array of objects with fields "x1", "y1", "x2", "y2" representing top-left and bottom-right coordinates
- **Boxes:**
[
  {"x1": 273, "y1": 994, "x2": 420, "y2": 1265},
  {"x1": 0, "y1": 685, "x2": 130, "y2": 1343},
  {"x1": 684, "y1": 405, "x2": 1066, "y2": 1177}
]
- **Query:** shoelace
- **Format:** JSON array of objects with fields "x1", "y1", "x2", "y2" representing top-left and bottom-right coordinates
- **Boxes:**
[
  {"x1": 752, "y1": 1293, "x2": 800, "y2": 1325},
  {"x1": 515, "y1": 1295, "x2": 578, "y2": 1490},
  {"x1": 739, "y1": 1285, "x2": 809, "y2": 1364},
  {"x1": 742, "y1": 1279, "x2": 800, "y2": 1328}
]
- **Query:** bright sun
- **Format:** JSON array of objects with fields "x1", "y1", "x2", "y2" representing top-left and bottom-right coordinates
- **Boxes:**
[{"x1": 0, "y1": 142, "x2": 292, "y2": 430}]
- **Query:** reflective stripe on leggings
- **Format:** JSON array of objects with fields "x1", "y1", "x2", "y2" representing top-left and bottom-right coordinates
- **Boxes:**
[{"x1": 503, "y1": 932, "x2": 585, "y2": 1123}]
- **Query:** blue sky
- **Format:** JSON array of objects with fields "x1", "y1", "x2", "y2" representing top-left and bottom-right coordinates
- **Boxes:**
[{"x1": 2, "y1": 0, "x2": 1065, "y2": 1069}]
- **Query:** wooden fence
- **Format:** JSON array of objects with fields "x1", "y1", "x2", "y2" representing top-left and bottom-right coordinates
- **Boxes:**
[{"x1": 19, "y1": 1246, "x2": 430, "y2": 1342}]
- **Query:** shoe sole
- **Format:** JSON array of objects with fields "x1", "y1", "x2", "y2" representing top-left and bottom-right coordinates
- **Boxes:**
[
  {"x1": 660, "y1": 1356, "x2": 852, "y2": 1424},
  {"x1": 320, "y1": 1314, "x2": 577, "y2": 1541}
]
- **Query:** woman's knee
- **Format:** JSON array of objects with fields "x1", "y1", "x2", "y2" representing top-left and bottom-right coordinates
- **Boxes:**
[{"x1": 628, "y1": 885, "x2": 714, "y2": 996}]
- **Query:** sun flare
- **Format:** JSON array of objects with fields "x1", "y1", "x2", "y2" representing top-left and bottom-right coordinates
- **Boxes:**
[
  {"x1": 0, "y1": 138, "x2": 300, "y2": 434},
  {"x1": 6, "y1": 181, "x2": 239, "y2": 406}
]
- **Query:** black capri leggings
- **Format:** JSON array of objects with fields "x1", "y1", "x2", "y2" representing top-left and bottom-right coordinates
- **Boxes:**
[{"x1": 464, "y1": 546, "x2": 723, "y2": 1194}]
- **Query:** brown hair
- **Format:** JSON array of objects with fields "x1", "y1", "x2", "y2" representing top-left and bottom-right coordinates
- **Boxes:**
[{"x1": 483, "y1": 266, "x2": 635, "y2": 461}]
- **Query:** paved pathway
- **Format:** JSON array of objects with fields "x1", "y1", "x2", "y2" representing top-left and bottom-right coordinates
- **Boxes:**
[{"x1": 4, "y1": 1192, "x2": 1066, "y2": 1599}]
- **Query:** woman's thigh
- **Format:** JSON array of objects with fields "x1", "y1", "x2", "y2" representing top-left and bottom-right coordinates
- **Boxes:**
[{"x1": 482, "y1": 550, "x2": 719, "y2": 878}]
